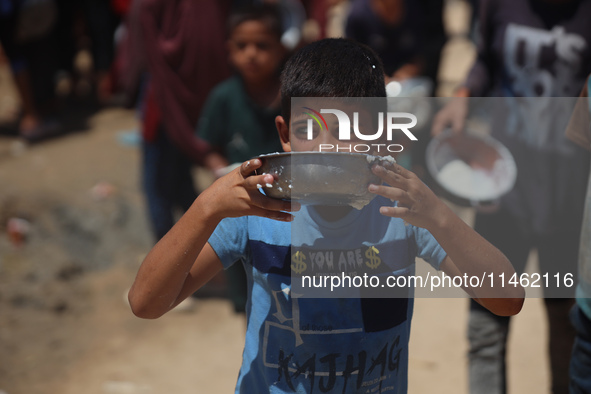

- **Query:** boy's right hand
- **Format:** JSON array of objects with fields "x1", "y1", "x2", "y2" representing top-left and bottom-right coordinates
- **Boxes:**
[{"x1": 200, "y1": 158, "x2": 300, "y2": 223}]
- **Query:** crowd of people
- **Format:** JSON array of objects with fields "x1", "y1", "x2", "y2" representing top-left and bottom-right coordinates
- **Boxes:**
[
  {"x1": 0, "y1": 0, "x2": 122, "y2": 140},
  {"x1": 2, "y1": 0, "x2": 591, "y2": 393}
]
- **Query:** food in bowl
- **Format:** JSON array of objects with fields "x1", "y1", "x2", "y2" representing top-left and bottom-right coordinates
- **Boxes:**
[
  {"x1": 426, "y1": 132, "x2": 517, "y2": 206},
  {"x1": 436, "y1": 158, "x2": 514, "y2": 201}
]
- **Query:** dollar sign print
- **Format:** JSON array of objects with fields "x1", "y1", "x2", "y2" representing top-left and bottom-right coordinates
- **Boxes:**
[
  {"x1": 365, "y1": 246, "x2": 381, "y2": 269},
  {"x1": 291, "y1": 251, "x2": 307, "y2": 274}
]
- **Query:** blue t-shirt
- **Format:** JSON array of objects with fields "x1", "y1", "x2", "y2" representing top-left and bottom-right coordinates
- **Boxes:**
[{"x1": 208, "y1": 196, "x2": 447, "y2": 393}]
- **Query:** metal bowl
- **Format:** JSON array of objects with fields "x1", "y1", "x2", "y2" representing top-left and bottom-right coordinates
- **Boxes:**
[
  {"x1": 426, "y1": 131, "x2": 517, "y2": 207},
  {"x1": 256, "y1": 152, "x2": 393, "y2": 209}
]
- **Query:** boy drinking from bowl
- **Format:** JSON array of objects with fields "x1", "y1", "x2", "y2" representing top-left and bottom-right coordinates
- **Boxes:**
[{"x1": 128, "y1": 38, "x2": 524, "y2": 393}]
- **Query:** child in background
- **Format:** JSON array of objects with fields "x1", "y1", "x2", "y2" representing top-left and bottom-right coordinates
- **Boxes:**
[
  {"x1": 129, "y1": 38, "x2": 523, "y2": 393},
  {"x1": 196, "y1": 4, "x2": 286, "y2": 313},
  {"x1": 198, "y1": 4, "x2": 285, "y2": 178}
]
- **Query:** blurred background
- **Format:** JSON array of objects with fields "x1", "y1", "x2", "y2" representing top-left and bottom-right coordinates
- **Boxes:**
[{"x1": 0, "y1": 0, "x2": 562, "y2": 393}]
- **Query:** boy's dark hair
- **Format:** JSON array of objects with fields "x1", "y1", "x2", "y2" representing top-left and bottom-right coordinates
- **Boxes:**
[
  {"x1": 280, "y1": 38, "x2": 386, "y2": 123},
  {"x1": 227, "y1": 4, "x2": 283, "y2": 41}
]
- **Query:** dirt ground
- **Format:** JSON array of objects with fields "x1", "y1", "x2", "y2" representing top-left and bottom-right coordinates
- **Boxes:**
[{"x1": 0, "y1": 2, "x2": 557, "y2": 393}]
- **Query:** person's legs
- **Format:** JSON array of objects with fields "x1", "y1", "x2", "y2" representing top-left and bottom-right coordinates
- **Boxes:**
[
  {"x1": 545, "y1": 298, "x2": 576, "y2": 394},
  {"x1": 169, "y1": 147, "x2": 199, "y2": 215},
  {"x1": 570, "y1": 304, "x2": 591, "y2": 394},
  {"x1": 142, "y1": 129, "x2": 198, "y2": 241},
  {"x1": 468, "y1": 300, "x2": 511, "y2": 394},
  {"x1": 537, "y1": 229, "x2": 579, "y2": 394},
  {"x1": 142, "y1": 133, "x2": 174, "y2": 241},
  {"x1": 80, "y1": 0, "x2": 118, "y2": 102},
  {"x1": 142, "y1": 129, "x2": 199, "y2": 310},
  {"x1": 1, "y1": 12, "x2": 61, "y2": 141},
  {"x1": 469, "y1": 208, "x2": 531, "y2": 394}
]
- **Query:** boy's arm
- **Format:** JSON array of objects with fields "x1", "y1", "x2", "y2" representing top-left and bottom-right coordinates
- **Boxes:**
[
  {"x1": 128, "y1": 159, "x2": 297, "y2": 319},
  {"x1": 369, "y1": 163, "x2": 524, "y2": 316}
]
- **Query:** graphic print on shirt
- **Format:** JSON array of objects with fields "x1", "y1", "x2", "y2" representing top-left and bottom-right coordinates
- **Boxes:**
[
  {"x1": 502, "y1": 24, "x2": 587, "y2": 152},
  {"x1": 505, "y1": 24, "x2": 586, "y2": 97},
  {"x1": 250, "y1": 239, "x2": 410, "y2": 393},
  {"x1": 290, "y1": 245, "x2": 383, "y2": 275},
  {"x1": 262, "y1": 283, "x2": 406, "y2": 393},
  {"x1": 288, "y1": 242, "x2": 413, "y2": 301}
]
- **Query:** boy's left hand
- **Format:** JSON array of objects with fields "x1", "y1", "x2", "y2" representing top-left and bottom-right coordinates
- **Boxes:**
[{"x1": 368, "y1": 163, "x2": 447, "y2": 230}]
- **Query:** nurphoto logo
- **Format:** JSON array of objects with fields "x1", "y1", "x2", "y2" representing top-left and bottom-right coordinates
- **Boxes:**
[{"x1": 302, "y1": 107, "x2": 418, "y2": 153}]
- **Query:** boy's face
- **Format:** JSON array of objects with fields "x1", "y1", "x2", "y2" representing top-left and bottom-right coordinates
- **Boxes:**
[
  {"x1": 276, "y1": 104, "x2": 376, "y2": 153},
  {"x1": 228, "y1": 21, "x2": 284, "y2": 84}
]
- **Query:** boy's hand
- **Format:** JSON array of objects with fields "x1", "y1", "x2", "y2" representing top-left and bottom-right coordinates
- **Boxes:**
[
  {"x1": 368, "y1": 163, "x2": 447, "y2": 230},
  {"x1": 202, "y1": 158, "x2": 300, "y2": 222}
]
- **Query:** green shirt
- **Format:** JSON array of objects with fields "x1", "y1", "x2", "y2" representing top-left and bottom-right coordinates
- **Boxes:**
[{"x1": 197, "y1": 76, "x2": 283, "y2": 163}]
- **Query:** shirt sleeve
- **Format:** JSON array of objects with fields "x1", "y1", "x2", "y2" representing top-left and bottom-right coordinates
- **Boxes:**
[
  {"x1": 207, "y1": 216, "x2": 249, "y2": 269},
  {"x1": 565, "y1": 76, "x2": 591, "y2": 151},
  {"x1": 410, "y1": 225, "x2": 448, "y2": 270}
]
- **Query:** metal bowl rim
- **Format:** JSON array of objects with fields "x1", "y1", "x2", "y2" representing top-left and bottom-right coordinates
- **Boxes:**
[
  {"x1": 425, "y1": 130, "x2": 518, "y2": 205},
  {"x1": 255, "y1": 152, "x2": 381, "y2": 160}
]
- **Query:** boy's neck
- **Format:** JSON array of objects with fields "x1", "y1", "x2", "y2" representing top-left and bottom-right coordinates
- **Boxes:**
[
  {"x1": 312, "y1": 205, "x2": 354, "y2": 222},
  {"x1": 243, "y1": 76, "x2": 281, "y2": 108}
]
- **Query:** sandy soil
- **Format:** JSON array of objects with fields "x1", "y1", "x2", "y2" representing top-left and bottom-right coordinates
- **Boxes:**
[{"x1": 0, "y1": 2, "x2": 557, "y2": 393}]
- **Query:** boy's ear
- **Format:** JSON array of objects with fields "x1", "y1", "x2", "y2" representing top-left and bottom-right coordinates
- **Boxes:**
[{"x1": 276, "y1": 115, "x2": 291, "y2": 152}]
